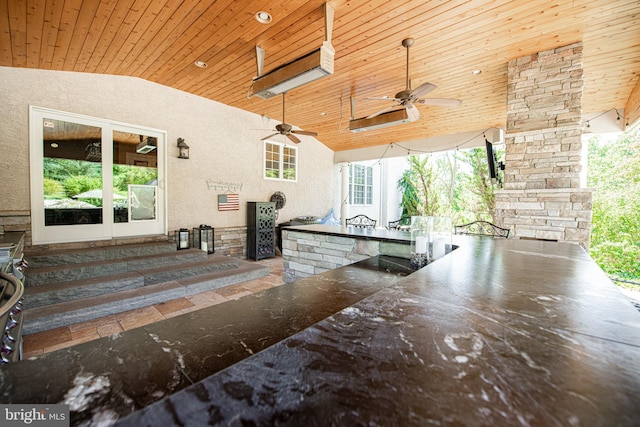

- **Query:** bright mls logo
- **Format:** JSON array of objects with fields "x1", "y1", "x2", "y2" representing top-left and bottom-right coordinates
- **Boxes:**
[{"x1": 1, "y1": 405, "x2": 69, "y2": 426}]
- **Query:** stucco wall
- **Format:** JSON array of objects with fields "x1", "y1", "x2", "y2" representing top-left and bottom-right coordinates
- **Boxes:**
[{"x1": 0, "y1": 67, "x2": 336, "y2": 242}]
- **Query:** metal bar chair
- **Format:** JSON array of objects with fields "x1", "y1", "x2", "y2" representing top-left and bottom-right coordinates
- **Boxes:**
[
  {"x1": 454, "y1": 220, "x2": 510, "y2": 238},
  {"x1": 345, "y1": 214, "x2": 377, "y2": 229}
]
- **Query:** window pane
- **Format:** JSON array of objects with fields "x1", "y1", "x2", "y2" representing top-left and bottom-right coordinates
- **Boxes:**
[
  {"x1": 265, "y1": 142, "x2": 280, "y2": 179},
  {"x1": 283, "y1": 146, "x2": 296, "y2": 181},
  {"x1": 43, "y1": 118, "x2": 104, "y2": 226},
  {"x1": 264, "y1": 141, "x2": 296, "y2": 182},
  {"x1": 112, "y1": 130, "x2": 158, "y2": 223}
]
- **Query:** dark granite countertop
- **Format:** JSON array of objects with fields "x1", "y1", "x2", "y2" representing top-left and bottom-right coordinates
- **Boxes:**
[
  {"x1": 2, "y1": 237, "x2": 640, "y2": 426},
  {"x1": 282, "y1": 223, "x2": 412, "y2": 244}
]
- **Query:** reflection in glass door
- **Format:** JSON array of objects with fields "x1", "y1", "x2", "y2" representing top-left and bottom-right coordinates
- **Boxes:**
[
  {"x1": 30, "y1": 107, "x2": 166, "y2": 245},
  {"x1": 42, "y1": 119, "x2": 104, "y2": 227},
  {"x1": 112, "y1": 129, "x2": 161, "y2": 236}
]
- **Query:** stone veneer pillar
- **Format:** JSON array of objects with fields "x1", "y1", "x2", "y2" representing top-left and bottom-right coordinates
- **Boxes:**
[{"x1": 495, "y1": 42, "x2": 593, "y2": 249}]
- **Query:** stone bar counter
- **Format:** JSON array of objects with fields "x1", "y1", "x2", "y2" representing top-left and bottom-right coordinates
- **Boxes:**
[
  {"x1": 1, "y1": 228, "x2": 639, "y2": 426},
  {"x1": 281, "y1": 224, "x2": 413, "y2": 282}
]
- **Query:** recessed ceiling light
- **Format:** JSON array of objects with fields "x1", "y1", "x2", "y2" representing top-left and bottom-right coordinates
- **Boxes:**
[
  {"x1": 194, "y1": 60, "x2": 208, "y2": 68},
  {"x1": 472, "y1": 69, "x2": 482, "y2": 75},
  {"x1": 50, "y1": 142, "x2": 59, "y2": 148},
  {"x1": 255, "y1": 11, "x2": 272, "y2": 24}
]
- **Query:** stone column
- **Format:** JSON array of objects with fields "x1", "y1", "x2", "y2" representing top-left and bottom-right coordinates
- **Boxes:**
[{"x1": 495, "y1": 42, "x2": 593, "y2": 249}]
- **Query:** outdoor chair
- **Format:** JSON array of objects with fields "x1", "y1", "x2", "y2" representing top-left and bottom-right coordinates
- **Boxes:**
[
  {"x1": 345, "y1": 214, "x2": 377, "y2": 229},
  {"x1": 387, "y1": 217, "x2": 411, "y2": 230},
  {"x1": 454, "y1": 220, "x2": 510, "y2": 238}
]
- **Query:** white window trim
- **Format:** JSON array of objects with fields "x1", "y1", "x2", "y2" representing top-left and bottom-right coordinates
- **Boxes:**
[
  {"x1": 349, "y1": 163, "x2": 373, "y2": 206},
  {"x1": 263, "y1": 140, "x2": 298, "y2": 182}
]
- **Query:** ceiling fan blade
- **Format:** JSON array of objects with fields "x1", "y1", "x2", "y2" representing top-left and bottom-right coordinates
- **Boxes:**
[
  {"x1": 292, "y1": 130, "x2": 317, "y2": 136},
  {"x1": 409, "y1": 81, "x2": 437, "y2": 99},
  {"x1": 416, "y1": 98, "x2": 462, "y2": 107},
  {"x1": 366, "y1": 105, "x2": 398, "y2": 119},
  {"x1": 287, "y1": 133, "x2": 301, "y2": 144},
  {"x1": 261, "y1": 133, "x2": 279, "y2": 141}
]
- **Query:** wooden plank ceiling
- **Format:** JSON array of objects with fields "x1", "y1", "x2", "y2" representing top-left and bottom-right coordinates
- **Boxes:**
[{"x1": 1, "y1": 0, "x2": 639, "y2": 152}]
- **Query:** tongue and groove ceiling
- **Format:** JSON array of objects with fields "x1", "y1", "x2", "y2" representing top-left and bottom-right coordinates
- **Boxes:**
[{"x1": 2, "y1": 0, "x2": 639, "y2": 151}]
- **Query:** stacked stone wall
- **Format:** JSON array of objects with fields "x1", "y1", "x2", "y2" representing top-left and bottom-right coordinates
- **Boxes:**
[
  {"x1": 495, "y1": 42, "x2": 593, "y2": 250},
  {"x1": 281, "y1": 230, "x2": 409, "y2": 283},
  {"x1": 0, "y1": 211, "x2": 31, "y2": 245},
  {"x1": 214, "y1": 226, "x2": 247, "y2": 257}
]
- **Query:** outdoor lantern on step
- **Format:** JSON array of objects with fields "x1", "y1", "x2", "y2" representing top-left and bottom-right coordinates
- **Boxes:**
[
  {"x1": 175, "y1": 228, "x2": 191, "y2": 250},
  {"x1": 193, "y1": 224, "x2": 214, "y2": 254}
]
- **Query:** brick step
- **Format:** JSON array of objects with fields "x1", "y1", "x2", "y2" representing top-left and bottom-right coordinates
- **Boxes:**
[
  {"x1": 22, "y1": 254, "x2": 239, "y2": 309},
  {"x1": 22, "y1": 260, "x2": 270, "y2": 335},
  {"x1": 25, "y1": 240, "x2": 178, "y2": 269},
  {"x1": 25, "y1": 249, "x2": 212, "y2": 287}
]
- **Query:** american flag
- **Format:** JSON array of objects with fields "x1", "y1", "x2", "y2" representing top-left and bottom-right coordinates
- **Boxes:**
[{"x1": 218, "y1": 193, "x2": 240, "y2": 211}]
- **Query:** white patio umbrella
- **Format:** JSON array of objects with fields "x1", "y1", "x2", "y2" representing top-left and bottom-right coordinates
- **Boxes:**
[{"x1": 72, "y1": 189, "x2": 127, "y2": 200}]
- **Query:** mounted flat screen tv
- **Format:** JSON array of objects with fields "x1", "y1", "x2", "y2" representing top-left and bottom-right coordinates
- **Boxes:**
[
  {"x1": 485, "y1": 139, "x2": 503, "y2": 186},
  {"x1": 485, "y1": 140, "x2": 497, "y2": 179}
]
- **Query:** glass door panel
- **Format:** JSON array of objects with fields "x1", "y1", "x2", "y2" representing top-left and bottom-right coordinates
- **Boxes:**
[
  {"x1": 112, "y1": 130, "x2": 158, "y2": 224},
  {"x1": 30, "y1": 107, "x2": 166, "y2": 245},
  {"x1": 42, "y1": 118, "x2": 104, "y2": 226},
  {"x1": 111, "y1": 126, "x2": 165, "y2": 237}
]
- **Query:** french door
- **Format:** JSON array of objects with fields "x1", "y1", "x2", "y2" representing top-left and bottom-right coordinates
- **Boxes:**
[{"x1": 29, "y1": 107, "x2": 167, "y2": 244}]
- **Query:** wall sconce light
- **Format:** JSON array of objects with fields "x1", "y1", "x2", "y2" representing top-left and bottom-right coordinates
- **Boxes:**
[{"x1": 177, "y1": 137, "x2": 190, "y2": 159}]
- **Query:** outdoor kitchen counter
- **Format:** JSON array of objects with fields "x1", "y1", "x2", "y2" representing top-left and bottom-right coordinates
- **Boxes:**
[
  {"x1": 117, "y1": 237, "x2": 640, "y2": 426},
  {"x1": 2, "y1": 237, "x2": 640, "y2": 426}
]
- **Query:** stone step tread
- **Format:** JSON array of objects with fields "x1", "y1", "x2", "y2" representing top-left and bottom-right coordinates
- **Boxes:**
[
  {"x1": 24, "y1": 250, "x2": 217, "y2": 288},
  {"x1": 25, "y1": 240, "x2": 177, "y2": 267},
  {"x1": 26, "y1": 248, "x2": 206, "y2": 275},
  {"x1": 21, "y1": 261, "x2": 270, "y2": 334},
  {"x1": 24, "y1": 270, "x2": 143, "y2": 296},
  {"x1": 24, "y1": 251, "x2": 241, "y2": 296},
  {"x1": 23, "y1": 280, "x2": 184, "y2": 321},
  {"x1": 22, "y1": 255, "x2": 241, "y2": 307}
]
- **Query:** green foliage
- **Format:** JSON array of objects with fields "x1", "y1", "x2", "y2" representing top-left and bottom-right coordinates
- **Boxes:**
[
  {"x1": 398, "y1": 155, "x2": 439, "y2": 216},
  {"x1": 43, "y1": 178, "x2": 65, "y2": 199},
  {"x1": 112, "y1": 165, "x2": 158, "y2": 192},
  {"x1": 397, "y1": 147, "x2": 500, "y2": 225},
  {"x1": 63, "y1": 175, "x2": 102, "y2": 197},
  {"x1": 283, "y1": 168, "x2": 296, "y2": 180},
  {"x1": 44, "y1": 158, "x2": 102, "y2": 182},
  {"x1": 587, "y1": 129, "x2": 640, "y2": 281}
]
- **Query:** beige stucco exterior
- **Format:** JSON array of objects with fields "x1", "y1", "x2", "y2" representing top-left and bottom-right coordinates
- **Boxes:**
[{"x1": 0, "y1": 66, "x2": 337, "y2": 244}]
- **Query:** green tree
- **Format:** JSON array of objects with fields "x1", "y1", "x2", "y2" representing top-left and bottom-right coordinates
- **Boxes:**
[
  {"x1": 43, "y1": 178, "x2": 65, "y2": 199},
  {"x1": 587, "y1": 129, "x2": 640, "y2": 281},
  {"x1": 398, "y1": 155, "x2": 440, "y2": 217},
  {"x1": 397, "y1": 147, "x2": 500, "y2": 225},
  {"x1": 112, "y1": 165, "x2": 158, "y2": 193},
  {"x1": 454, "y1": 147, "x2": 497, "y2": 222},
  {"x1": 63, "y1": 175, "x2": 103, "y2": 199}
]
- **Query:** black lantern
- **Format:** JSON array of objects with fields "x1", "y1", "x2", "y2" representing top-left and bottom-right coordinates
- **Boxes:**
[
  {"x1": 175, "y1": 228, "x2": 191, "y2": 250},
  {"x1": 193, "y1": 224, "x2": 214, "y2": 254},
  {"x1": 177, "y1": 137, "x2": 190, "y2": 159}
]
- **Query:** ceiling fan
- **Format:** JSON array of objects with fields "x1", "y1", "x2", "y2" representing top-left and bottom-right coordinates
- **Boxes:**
[
  {"x1": 366, "y1": 38, "x2": 462, "y2": 119},
  {"x1": 261, "y1": 93, "x2": 317, "y2": 144}
]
